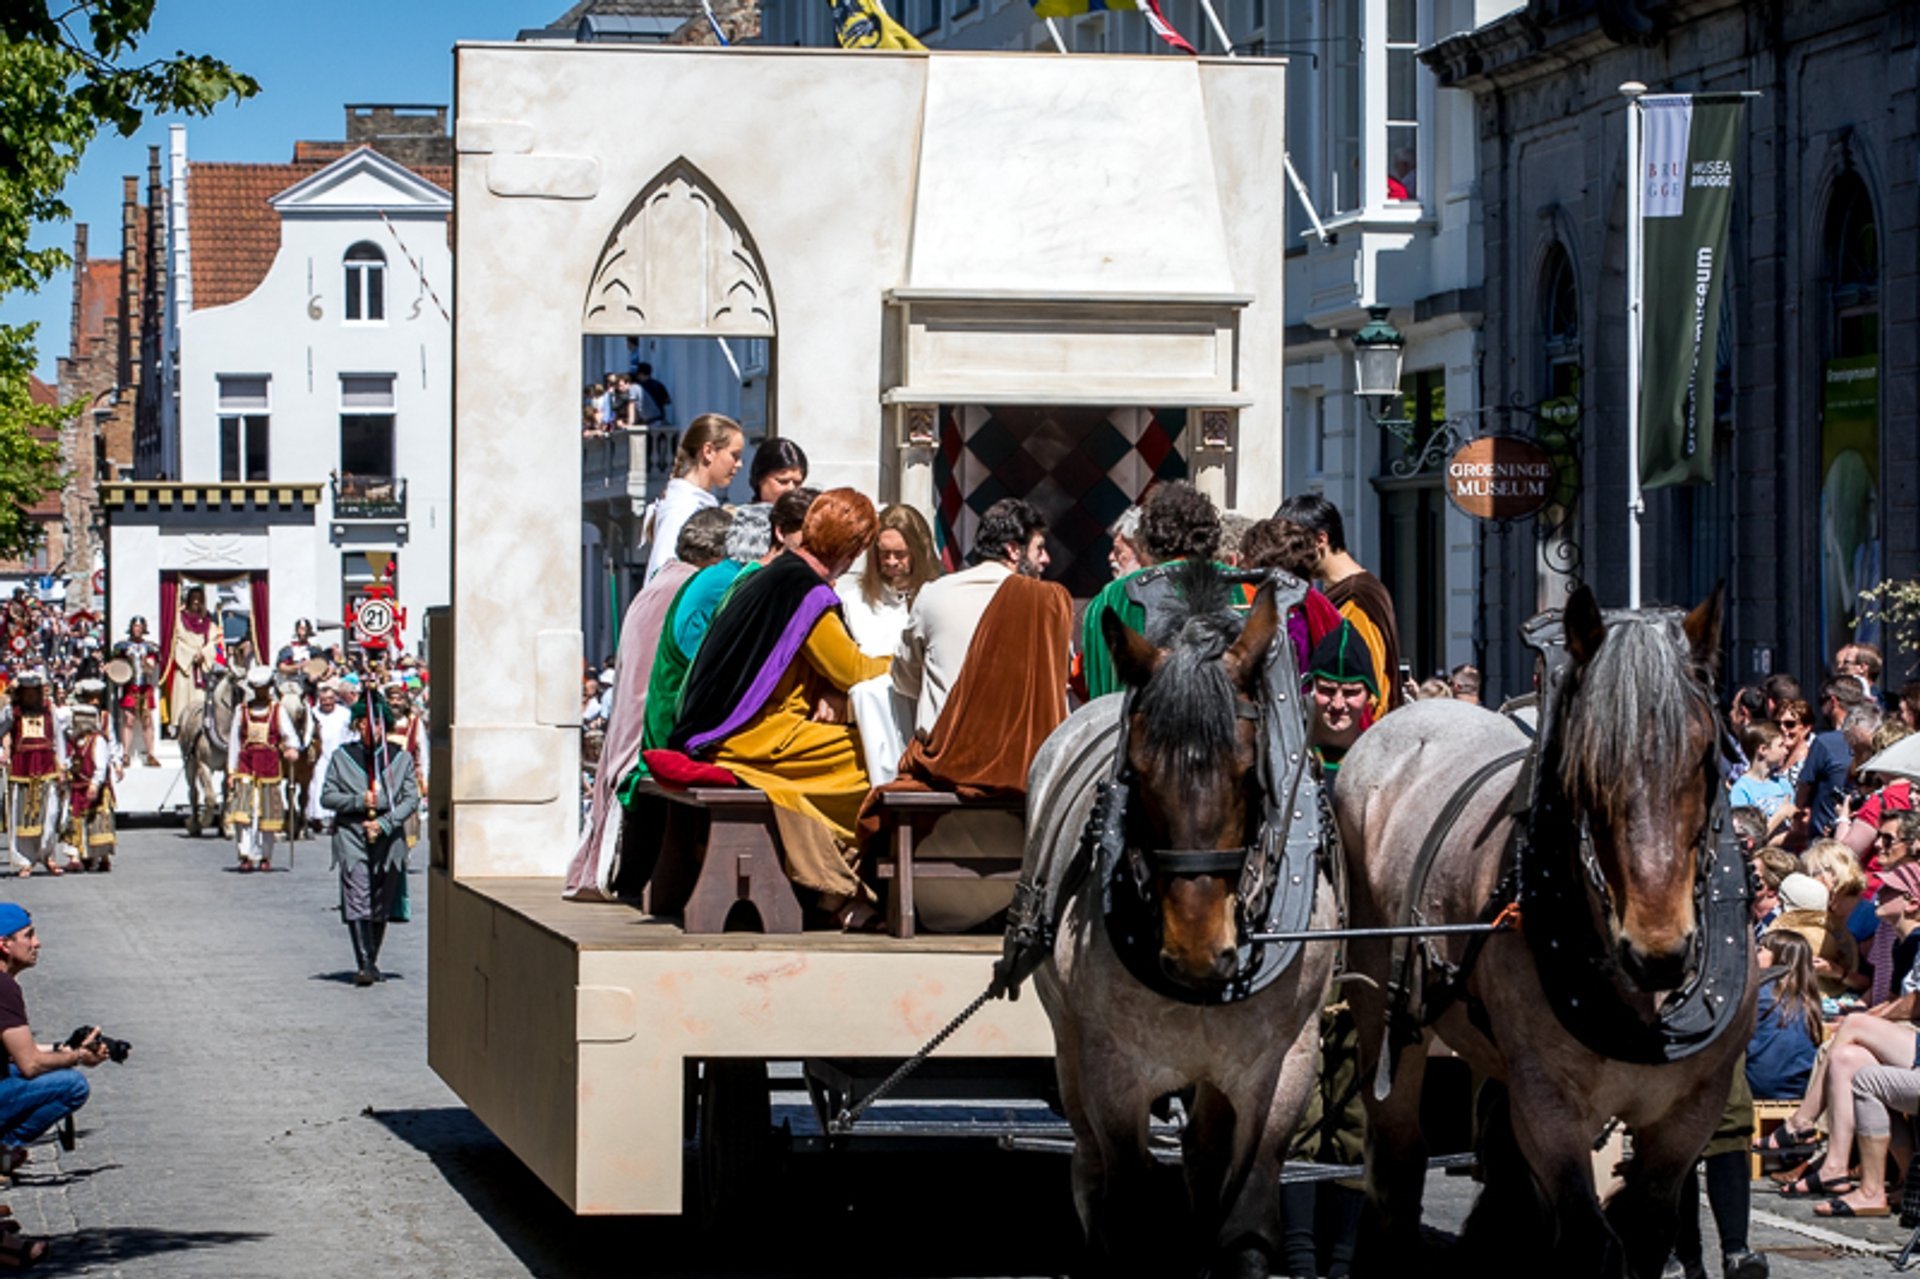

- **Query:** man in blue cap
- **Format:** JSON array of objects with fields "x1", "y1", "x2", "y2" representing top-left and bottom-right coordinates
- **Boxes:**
[{"x1": 0, "y1": 904, "x2": 106, "y2": 1172}]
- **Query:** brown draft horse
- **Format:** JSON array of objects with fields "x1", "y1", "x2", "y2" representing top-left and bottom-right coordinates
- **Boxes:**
[
  {"x1": 1334, "y1": 585, "x2": 1751, "y2": 1279},
  {"x1": 1026, "y1": 578, "x2": 1335, "y2": 1278}
]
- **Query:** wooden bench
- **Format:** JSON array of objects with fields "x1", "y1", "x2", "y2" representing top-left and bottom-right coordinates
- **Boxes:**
[
  {"x1": 627, "y1": 781, "x2": 803, "y2": 935},
  {"x1": 870, "y1": 791, "x2": 1025, "y2": 939},
  {"x1": 1751, "y1": 1098, "x2": 1813, "y2": 1178}
]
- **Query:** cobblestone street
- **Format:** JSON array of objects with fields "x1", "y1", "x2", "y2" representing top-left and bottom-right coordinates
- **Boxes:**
[{"x1": 0, "y1": 823, "x2": 1904, "y2": 1277}]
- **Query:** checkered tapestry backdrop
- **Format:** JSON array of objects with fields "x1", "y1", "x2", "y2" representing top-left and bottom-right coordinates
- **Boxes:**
[{"x1": 935, "y1": 406, "x2": 1189, "y2": 600}]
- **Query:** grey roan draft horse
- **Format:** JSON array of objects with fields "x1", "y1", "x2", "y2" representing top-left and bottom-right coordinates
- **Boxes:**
[
  {"x1": 1336, "y1": 585, "x2": 1752, "y2": 1279},
  {"x1": 1024, "y1": 575, "x2": 1335, "y2": 1278}
]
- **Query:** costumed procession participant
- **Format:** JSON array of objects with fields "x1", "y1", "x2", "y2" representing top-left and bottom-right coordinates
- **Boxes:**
[
  {"x1": 642, "y1": 413, "x2": 744, "y2": 581},
  {"x1": 0, "y1": 674, "x2": 69, "y2": 877},
  {"x1": 161, "y1": 585, "x2": 220, "y2": 732},
  {"x1": 1080, "y1": 481, "x2": 1220, "y2": 699},
  {"x1": 226, "y1": 666, "x2": 300, "y2": 872},
  {"x1": 748, "y1": 438, "x2": 809, "y2": 504},
  {"x1": 837, "y1": 504, "x2": 941, "y2": 659},
  {"x1": 381, "y1": 676, "x2": 429, "y2": 853},
  {"x1": 110, "y1": 616, "x2": 161, "y2": 766},
  {"x1": 320, "y1": 689, "x2": 419, "y2": 987},
  {"x1": 858, "y1": 498, "x2": 1071, "y2": 932},
  {"x1": 304, "y1": 681, "x2": 355, "y2": 836},
  {"x1": 1304, "y1": 620, "x2": 1378, "y2": 778},
  {"x1": 1275, "y1": 493, "x2": 1406, "y2": 711},
  {"x1": 61, "y1": 684, "x2": 114, "y2": 873},
  {"x1": 275, "y1": 619, "x2": 317, "y2": 676},
  {"x1": 667, "y1": 489, "x2": 889, "y2": 928},
  {"x1": 564, "y1": 508, "x2": 735, "y2": 900}
]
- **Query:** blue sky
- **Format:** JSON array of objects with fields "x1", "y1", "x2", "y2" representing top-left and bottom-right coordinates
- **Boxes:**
[{"x1": 3, "y1": 0, "x2": 547, "y2": 380}]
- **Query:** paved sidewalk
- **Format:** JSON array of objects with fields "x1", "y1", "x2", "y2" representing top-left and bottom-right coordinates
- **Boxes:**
[{"x1": 0, "y1": 824, "x2": 1907, "y2": 1276}]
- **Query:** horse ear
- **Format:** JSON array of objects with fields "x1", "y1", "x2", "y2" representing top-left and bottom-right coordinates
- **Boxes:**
[
  {"x1": 1564, "y1": 584, "x2": 1607, "y2": 668},
  {"x1": 1100, "y1": 607, "x2": 1162, "y2": 689},
  {"x1": 1683, "y1": 580, "x2": 1726, "y2": 681},
  {"x1": 1224, "y1": 582, "x2": 1280, "y2": 697}
]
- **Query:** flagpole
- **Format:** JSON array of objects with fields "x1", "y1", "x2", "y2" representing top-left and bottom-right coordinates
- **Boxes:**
[
  {"x1": 1195, "y1": 0, "x2": 1233, "y2": 52},
  {"x1": 1621, "y1": 80, "x2": 1646, "y2": 609},
  {"x1": 1045, "y1": 16, "x2": 1067, "y2": 52}
]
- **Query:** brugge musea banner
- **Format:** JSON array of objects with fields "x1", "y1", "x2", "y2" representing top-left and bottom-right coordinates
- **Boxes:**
[{"x1": 1637, "y1": 94, "x2": 1746, "y2": 489}]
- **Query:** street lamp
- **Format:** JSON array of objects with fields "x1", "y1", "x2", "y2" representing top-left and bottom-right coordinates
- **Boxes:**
[{"x1": 1350, "y1": 305, "x2": 1412, "y2": 439}]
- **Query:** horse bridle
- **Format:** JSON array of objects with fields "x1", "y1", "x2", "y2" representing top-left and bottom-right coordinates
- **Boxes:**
[{"x1": 1122, "y1": 698, "x2": 1272, "y2": 887}]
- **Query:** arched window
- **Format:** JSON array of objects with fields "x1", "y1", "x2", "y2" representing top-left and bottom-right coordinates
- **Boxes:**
[
  {"x1": 344, "y1": 241, "x2": 386, "y2": 323},
  {"x1": 1539, "y1": 243, "x2": 1579, "y2": 402},
  {"x1": 1825, "y1": 173, "x2": 1878, "y2": 359},
  {"x1": 1817, "y1": 171, "x2": 1880, "y2": 660}
]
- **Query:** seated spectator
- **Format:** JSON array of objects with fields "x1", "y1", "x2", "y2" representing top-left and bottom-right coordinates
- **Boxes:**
[
  {"x1": 1414, "y1": 677, "x2": 1452, "y2": 701},
  {"x1": 1730, "y1": 721, "x2": 1795, "y2": 841},
  {"x1": 1802, "y1": 840, "x2": 1866, "y2": 998},
  {"x1": 0, "y1": 903, "x2": 106, "y2": 1206},
  {"x1": 668, "y1": 490, "x2": 889, "y2": 927},
  {"x1": 1862, "y1": 811, "x2": 1920, "y2": 1003},
  {"x1": 1900, "y1": 681, "x2": 1920, "y2": 733},
  {"x1": 1731, "y1": 804, "x2": 1767, "y2": 857},
  {"x1": 1778, "y1": 697, "x2": 1814, "y2": 787},
  {"x1": 564, "y1": 507, "x2": 731, "y2": 901},
  {"x1": 1080, "y1": 482, "x2": 1220, "y2": 700},
  {"x1": 1770, "y1": 861, "x2": 1920, "y2": 1198},
  {"x1": 1769, "y1": 872, "x2": 1831, "y2": 958},
  {"x1": 837, "y1": 504, "x2": 940, "y2": 659},
  {"x1": 1837, "y1": 722, "x2": 1914, "y2": 861},
  {"x1": 1748, "y1": 931, "x2": 1824, "y2": 1099},
  {"x1": 1817, "y1": 1060, "x2": 1916, "y2": 1218}
]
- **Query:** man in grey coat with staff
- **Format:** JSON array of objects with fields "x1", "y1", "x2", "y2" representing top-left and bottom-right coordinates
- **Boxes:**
[{"x1": 320, "y1": 690, "x2": 418, "y2": 987}]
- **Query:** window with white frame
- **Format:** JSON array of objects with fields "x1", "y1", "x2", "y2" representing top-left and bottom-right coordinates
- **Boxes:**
[
  {"x1": 343, "y1": 241, "x2": 386, "y2": 323},
  {"x1": 339, "y1": 374, "x2": 397, "y2": 481},
  {"x1": 217, "y1": 376, "x2": 270, "y2": 482},
  {"x1": 1324, "y1": 0, "x2": 1361, "y2": 214},
  {"x1": 1385, "y1": 0, "x2": 1419, "y2": 200}
]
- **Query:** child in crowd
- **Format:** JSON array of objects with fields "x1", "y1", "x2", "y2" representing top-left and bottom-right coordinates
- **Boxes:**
[{"x1": 1731, "y1": 721, "x2": 1795, "y2": 842}]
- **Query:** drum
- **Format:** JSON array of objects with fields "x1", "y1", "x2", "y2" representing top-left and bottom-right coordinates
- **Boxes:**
[
  {"x1": 301, "y1": 657, "x2": 331, "y2": 681},
  {"x1": 104, "y1": 657, "x2": 134, "y2": 686}
]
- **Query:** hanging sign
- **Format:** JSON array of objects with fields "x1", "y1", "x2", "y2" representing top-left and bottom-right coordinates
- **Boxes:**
[{"x1": 1444, "y1": 435, "x2": 1554, "y2": 521}]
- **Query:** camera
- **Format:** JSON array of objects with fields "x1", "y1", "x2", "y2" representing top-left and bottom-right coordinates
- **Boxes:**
[{"x1": 66, "y1": 1026, "x2": 131, "y2": 1064}]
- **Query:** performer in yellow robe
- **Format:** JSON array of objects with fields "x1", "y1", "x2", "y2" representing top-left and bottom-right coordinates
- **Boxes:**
[{"x1": 669, "y1": 489, "x2": 887, "y2": 914}]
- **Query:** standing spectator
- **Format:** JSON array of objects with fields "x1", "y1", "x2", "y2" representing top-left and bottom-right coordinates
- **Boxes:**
[
  {"x1": 1763, "y1": 673, "x2": 1805, "y2": 722},
  {"x1": 1898, "y1": 681, "x2": 1920, "y2": 732},
  {"x1": 1730, "y1": 722, "x2": 1795, "y2": 842},
  {"x1": 1777, "y1": 697, "x2": 1814, "y2": 786},
  {"x1": 1276, "y1": 493, "x2": 1405, "y2": 711},
  {"x1": 1795, "y1": 678, "x2": 1866, "y2": 840},
  {"x1": 633, "y1": 362, "x2": 673, "y2": 427},
  {"x1": 748, "y1": 439, "x2": 809, "y2": 504},
  {"x1": 1448, "y1": 664, "x2": 1482, "y2": 706},
  {"x1": 643, "y1": 414, "x2": 744, "y2": 582},
  {"x1": 838, "y1": 505, "x2": 940, "y2": 659},
  {"x1": 1837, "y1": 642, "x2": 1884, "y2": 704}
]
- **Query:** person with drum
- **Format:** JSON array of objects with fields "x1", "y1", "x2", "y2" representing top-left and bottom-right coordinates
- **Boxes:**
[
  {"x1": 0, "y1": 673, "x2": 69, "y2": 877},
  {"x1": 62, "y1": 682, "x2": 114, "y2": 873},
  {"x1": 319, "y1": 688, "x2": 419, "y2": 986},
  {"x1": 275, "y1": 620, "x2": 318, "y2": 681},
  {"x1": 109, "y1": 617, "x2": 161, "y2": 767},
  {"x1": 225, "y1": 666, "x2": 300, "y2": 872}
]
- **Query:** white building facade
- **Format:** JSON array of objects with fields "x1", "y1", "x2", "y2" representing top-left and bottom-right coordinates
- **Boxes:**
[{"x1": 106, "y1": 135, "x2": 452, "y2": 662}]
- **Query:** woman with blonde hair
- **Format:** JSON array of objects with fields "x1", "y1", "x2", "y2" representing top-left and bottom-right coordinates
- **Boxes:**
[
  {"x1": 836, "y1": 504, "x2": 940, "y2": 658},
  {"x1": 1804, "y1": 838, "x2": 1868, "y2": 997},
  {"x1": 643, "y1": 413, "x2": 744, "y2": 581}
]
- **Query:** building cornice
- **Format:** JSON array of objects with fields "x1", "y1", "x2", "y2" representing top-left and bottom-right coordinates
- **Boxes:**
[{"x1": 101, "y1": 481, "x2": 323, "y2": 511}]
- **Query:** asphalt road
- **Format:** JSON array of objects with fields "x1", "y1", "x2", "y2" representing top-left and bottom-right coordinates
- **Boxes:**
[{"x1": 0, "y1": 823, "x2": 1906, "y2": 1277}]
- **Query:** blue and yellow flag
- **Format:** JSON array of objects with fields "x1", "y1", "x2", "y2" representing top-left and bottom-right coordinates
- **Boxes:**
[{"x1": 828, "y1": 0, "x2": 926, "y2": 49}]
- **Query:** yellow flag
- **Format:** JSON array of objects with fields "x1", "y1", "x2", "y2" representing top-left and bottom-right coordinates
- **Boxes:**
[{"x1": 828, "y1": 0, "x2": 926, "y2": 49}]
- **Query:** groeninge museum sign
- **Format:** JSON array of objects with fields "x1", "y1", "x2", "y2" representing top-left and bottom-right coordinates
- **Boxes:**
[{"x1": 1444, "y1": 435, "x2": 1554, "y2": 521}]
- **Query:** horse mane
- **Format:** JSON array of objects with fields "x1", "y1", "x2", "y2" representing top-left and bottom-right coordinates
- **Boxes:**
[
  {"x1": 1133, "y1": 561, "x2": 1245, "y2": 781},
  {"x1": 1557, "y1": 613, "x2": 1712, "y2": 818}
]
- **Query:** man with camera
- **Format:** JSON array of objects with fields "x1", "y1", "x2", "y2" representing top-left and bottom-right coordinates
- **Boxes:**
[{"x1": 0, "y1": 903, "x2": 111, "y2": 1172}]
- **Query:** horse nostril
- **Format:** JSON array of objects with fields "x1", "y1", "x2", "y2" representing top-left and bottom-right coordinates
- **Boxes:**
[{"x1": 1214, "y1": 948, "x2": 1238, "y2": 979}]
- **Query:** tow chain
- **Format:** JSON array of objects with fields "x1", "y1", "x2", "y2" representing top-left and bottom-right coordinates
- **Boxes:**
[{"x1": 828, "y1": 985, "x2": 997, "y2": 1135}]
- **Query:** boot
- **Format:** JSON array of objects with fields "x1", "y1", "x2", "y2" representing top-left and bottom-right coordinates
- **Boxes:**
[
  {"x1": 366, "y1": 921, "x2": 387, "y2": 983},
  {"x1": 350, "y1": 922, "x2": 376, "y2": 987}
]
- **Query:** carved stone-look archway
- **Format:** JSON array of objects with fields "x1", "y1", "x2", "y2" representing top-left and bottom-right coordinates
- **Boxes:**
[{"x1": 582, "y1": 158, "x2": 775, "y2": 337}]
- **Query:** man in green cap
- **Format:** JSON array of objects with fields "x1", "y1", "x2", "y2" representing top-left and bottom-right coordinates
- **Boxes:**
[
  {"x1": 1306, "y1": 619, "x2": 1379, "y2": 778},
  {"x1": 318, "y1": 691, "x2": 419, "y2": 986}
]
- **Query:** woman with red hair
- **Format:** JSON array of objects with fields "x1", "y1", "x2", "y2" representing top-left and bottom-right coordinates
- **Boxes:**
[{"x1": 668, "y1": 489, "x2": 889, "y2": 924}]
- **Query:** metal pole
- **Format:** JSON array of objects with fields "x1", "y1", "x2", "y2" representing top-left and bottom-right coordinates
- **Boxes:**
[
  {"x1": 1045, "y1": 17, "x2": 1067, "y2": 52},
  {"x1": 1247, "y1": 920, "x2": 1511, "y2": 944},
  {"x1": 1195, "y1": 0, "x2": 1233, "y2": 54},
  {"x1": 1621, "y1": 82, "x2": 1646, "y2": 609}
]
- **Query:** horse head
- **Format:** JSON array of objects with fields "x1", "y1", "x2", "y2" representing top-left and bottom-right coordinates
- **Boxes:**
[
  {"x1": 1102, "y1": 574, "x2": 1281, "y2": 992},
  {"x1": 1558, "y1": 583, "x2": 1724, "y2": 993}
]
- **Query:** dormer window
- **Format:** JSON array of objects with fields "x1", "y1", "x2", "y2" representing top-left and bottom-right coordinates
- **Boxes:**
[{"x1": 344, "y1": 242, "x2": 386, "y2": 323}]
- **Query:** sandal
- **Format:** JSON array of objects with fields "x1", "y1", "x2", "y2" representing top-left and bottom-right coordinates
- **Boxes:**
[
  {"x1": 1814, "y1": 1197, "x2": 1890, "y2": 1218},
  {"x1": 1754, "y1": 1123, "x2": 1821, "y2": 1158},
  {"x1": 1780, "y1": 1167, "x2": 1856, "y2": 1198},
  {"x1": 0, "y1": 1230, "x2": 46, "y2": 1267}
]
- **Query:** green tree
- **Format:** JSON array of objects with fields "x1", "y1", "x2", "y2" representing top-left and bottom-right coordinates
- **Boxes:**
[{"x1": 0, "y1": 3, "x2": 256, "y2": 560}]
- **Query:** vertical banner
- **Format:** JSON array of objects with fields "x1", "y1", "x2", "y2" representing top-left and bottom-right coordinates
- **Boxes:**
[{"x1": 1635, "y1": 94, "x2": 1745, "y2": 489}]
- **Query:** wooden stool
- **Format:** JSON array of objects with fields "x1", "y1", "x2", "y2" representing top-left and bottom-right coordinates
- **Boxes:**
[
  {"x1": 872, "y1": 791, "x2": 1025, "y2": 938},
  {"x1": 1751, "y1": 1098, "x2": 1811, "y2": 1179}
]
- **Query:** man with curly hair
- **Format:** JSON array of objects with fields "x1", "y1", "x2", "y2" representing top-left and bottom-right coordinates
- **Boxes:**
[{"x1": 1078, "y1": 481, "x2": 1223, "y2": 699}]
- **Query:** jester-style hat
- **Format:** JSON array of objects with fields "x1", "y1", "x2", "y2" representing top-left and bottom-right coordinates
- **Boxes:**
[{"x1": 1307, "y1": 620, "x2": 1378, "y2": 697}]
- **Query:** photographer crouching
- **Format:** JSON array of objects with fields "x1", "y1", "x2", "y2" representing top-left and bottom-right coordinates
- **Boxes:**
[{"x1": 0, "y1": 901, "x2": 115, "y2": 1156}]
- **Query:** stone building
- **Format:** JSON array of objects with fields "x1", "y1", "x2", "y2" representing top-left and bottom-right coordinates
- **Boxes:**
[{"x1": 1428, "y1": 0, "x2": 1918, "y2": 695}]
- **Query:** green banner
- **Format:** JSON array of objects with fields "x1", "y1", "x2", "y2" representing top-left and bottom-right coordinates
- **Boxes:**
[{"x1": 1637, "y1": 96, "x2": 1745, "y2": 489}]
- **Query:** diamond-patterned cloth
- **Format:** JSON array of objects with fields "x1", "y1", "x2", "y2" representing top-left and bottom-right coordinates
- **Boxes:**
[{"x1": 935, "y1": 406, "x2": 1188, "y2": 600}]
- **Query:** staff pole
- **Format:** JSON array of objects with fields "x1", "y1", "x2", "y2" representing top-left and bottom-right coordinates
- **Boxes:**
[{"x1": 1621, "y1": 81, "x2": 1646, "y2": 608}]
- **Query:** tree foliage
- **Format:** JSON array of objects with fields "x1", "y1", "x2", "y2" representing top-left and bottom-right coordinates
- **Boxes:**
[{"x1": 0, "y1": 3, "x2": 256, "y2": 562}]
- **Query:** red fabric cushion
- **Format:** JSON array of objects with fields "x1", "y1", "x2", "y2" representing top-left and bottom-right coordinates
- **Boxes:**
[{"x1": 642, "y1": 749, "x2": 740, "y2": 790}]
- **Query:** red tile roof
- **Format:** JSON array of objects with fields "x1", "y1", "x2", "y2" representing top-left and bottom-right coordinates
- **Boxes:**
[{"x1": 187, "y1": 155, "x2": 453, "y2": 310}]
